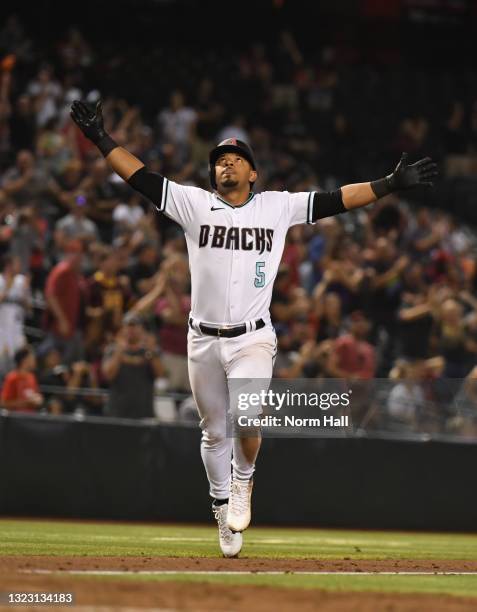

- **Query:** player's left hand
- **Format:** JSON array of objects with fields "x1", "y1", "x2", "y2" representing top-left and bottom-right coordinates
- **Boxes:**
[{"x1": 388, "y1": 152, "x2": 438, "y2": 190}]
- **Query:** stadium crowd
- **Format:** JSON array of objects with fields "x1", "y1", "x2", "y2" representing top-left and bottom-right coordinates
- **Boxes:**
[{"x1": 1, "y1": 15, "x2": 477, "y2": 436}]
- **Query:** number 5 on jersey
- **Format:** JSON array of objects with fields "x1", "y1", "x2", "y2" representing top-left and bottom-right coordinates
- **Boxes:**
[{"x1": 254, "y1": 261, "x2": 265, "y2": 287}]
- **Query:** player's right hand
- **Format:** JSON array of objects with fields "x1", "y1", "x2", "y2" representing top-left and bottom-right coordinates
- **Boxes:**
[{"x1": 70, "y1": 100, "x2": 106, "y2": 144}]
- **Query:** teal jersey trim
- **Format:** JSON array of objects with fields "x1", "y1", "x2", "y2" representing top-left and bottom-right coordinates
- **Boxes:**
[{"x1": 215, "y1": 191, "x2": 255, "y2": 209}]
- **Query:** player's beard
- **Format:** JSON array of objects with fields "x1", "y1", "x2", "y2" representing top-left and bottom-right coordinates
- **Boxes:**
[{"x1": 221, "y1": 176, "x2": 239, "y2": 189}]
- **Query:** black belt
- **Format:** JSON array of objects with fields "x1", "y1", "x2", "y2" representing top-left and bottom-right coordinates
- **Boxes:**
[{"x1": 189, "y1": 318, "x2": 265, "y2": 338}]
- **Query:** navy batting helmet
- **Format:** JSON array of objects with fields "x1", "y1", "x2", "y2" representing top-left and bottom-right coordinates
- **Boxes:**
[{"x1": 209, "y1": 138, "x2": 257, "y2": 190}]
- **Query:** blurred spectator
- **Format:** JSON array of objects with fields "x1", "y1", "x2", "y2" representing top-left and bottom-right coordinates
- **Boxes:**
[
  {"x1": 0, "y1": 254, "x2": 31, "y2": 374},
  {"x1": 387, "y1": 360, "x2": 426, "y2": 430},
  {"x1": 406, "y1": 208, "x2": 445, "y2": 262},
  {"x1": 57, "y1": 27, "x2": 92, "y2": 71},
  {"x1": 431, "y1": 298, "x2": 475, "y2": 378},
  {"x1": 8, "y1": 205, "x2": 46, "y2": 276},
  {"x1": 51, "y1": 158, "x2": 83, "y2": 197},
  {"x1": 102, "y1": 313, "x2": 164, "y2": 418},
  {"x1": 394, "y1": 115, "x2": 429, "y2": 157},
  {"x1": 315, "y1": 246, "x2": 364, "y2": 315},
  {"x1": 36, "y1": 118, "x2": 71, "y2": 176},
  {"x1": 64, "y1": 360, "x2": 103, "y2": 416},
  {"x1": 42, "y1": 240, "x2": 86, "y2": 363},
  {"x1": 0, "y1": 15, "x2": 33, "y2": 62},
  {"x1": 195, "y1": 77, "x2": 224, "y2": 142},
  {"x1": 26, "y1": 64, "x2": 63, "y2": 128},
  {"x1": 112, "y1": 192, "x2": 145, "y2": 234},
  {"x1": 449, "y1": 366, "x2": 477, "y2": 437},
  {"x1": 365, "y1": 237, "x2": 408, "y2": 371},
  {"x1": 328, "y1": 312, "x2": 376, "y2": 379},
  {"x1": 132, "y1": 255, "x2": 190, "y2": 392},
  {"x1": 85, "y1": 245, "x2": 130, "y2": 352},
  {"x1": 37, "y1": 347, "x2": 102, "y2": 415},
  {"x1": 314, "y1": 290, "x2": 343, "y2": 343},
  {"x1": 37, "y1": 346, "x2": 69, "y2": 414},
  {"x1": 1, "y1": 345, "x2": 43, "y2": 412},
  {"x1": 158, "y1": 90, "x2": 197, "y2": 167},
  {"x1": 9, "y1": 95, "x2": 36, "y2": 152},
  {"x1": 2, "y1": 150, "x2": 50, "y2": 207},
  {"x1": 270, "y1": 264, "x2": 295, "y2": 329},
  {"x1": 78, "y1": 158, "x2": 119, "y2": 229},
  {"x1": 217, "y1": 114, "x2": 249, "y2": 144},
  {"x1": 128, "y1": 241, "x2": 158, "y2": 297},
  {"x1": 366, "y1": 237, "x2": 407, "y2": 329},
  {"x1": 54, "y1": 194, "x2": 99, "y2": 250}
]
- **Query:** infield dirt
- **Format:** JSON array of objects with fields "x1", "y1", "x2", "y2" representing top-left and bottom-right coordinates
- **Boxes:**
[
  {"x1": 2, "y1": 556, "x2": 477, "y2": 611},
  {"x1": 3, "y1": 555, "x2": 477, "y2": 572}
]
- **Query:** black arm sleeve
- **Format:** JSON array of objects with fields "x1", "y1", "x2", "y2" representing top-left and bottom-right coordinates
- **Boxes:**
[
  {"x1": 312, "y1": 189, "x2": 347, "y2": 222},
  {"x1": 127, "y1": 167, "x2": 164, "y2": 208}
]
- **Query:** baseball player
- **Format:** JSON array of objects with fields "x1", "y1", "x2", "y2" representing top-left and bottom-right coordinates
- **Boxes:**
[{"x1": 71, "y1": 100, "x2": 437, "y2": 557}]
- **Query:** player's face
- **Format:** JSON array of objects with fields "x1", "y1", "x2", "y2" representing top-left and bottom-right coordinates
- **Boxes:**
[{"x1": 215, "y1": 153, "x2": 257, "y2": 192}]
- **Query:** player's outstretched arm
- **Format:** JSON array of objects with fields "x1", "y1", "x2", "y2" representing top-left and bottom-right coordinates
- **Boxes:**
[
  {"x1": 312, "y1": 153, "x2": 437, "y2": 221},
  {"x1": 70, "y1": 100, "x2": 163, "y2": 204}
]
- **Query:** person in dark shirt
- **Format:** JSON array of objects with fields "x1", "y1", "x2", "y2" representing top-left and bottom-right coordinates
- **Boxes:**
[
  {"x1": 398, "y1": 293, "x2": 434, "y2": 361},
  {"x1": 37, "y1": 346, "x2": 69, "y2": 413},
  {"x1": 9, "y1": 95, "x2": 36, "y2": 152},
  {"x1": 38, "y1": 346, "x2": 104, "y2": 415},
  {"x1": 431, "y1": 298, "x2": 474, "y2": 378},
  {"x1": 102, "y1": 312, "x2": 164, "y2": 418},
  {"x1": 315, "y1": 291, "x2": 343, "y2": 343},
  {"x1": 366, "y1": 237, "x2": 407, "y2": 329},
  {"x1": 128, "y1": 241, "x2": 158, "y2": 297},
  {"x1": 396, "y1": 262, "x2": 434, "y2": 360}
]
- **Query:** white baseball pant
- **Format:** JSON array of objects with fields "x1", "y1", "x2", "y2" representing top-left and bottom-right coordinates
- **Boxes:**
[{"x1": 187, "y1": 324, "x2": 277, "y2": 500}]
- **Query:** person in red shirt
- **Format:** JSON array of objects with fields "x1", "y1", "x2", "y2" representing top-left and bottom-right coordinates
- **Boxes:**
[
  {"x1": 1, "y1": 346, "x2": 43, "y2": 412},
  {"x1": 131, "y1": 255, "x2": 191, "y2": 391},
  {"x1": 329, "y1": 311, "x2": 376, "y2": 380},
  {"x1": 154, "y1": 258, "x2": 190, "y2": 392},
  {"x1": 42, "y1": 239, "x2": 86, "y2": 363}
]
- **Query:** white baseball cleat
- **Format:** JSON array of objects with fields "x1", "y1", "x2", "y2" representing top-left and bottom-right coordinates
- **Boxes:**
[
  {"x1": 227, "y1": 478, "x2": 253, "y2": 533},
  {"x1": 213, "y1": 503, "x2": 243, "y2": 558}
]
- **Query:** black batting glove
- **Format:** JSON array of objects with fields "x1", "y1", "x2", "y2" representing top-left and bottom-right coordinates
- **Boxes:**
[
  {"x1": 70, "y1": 100, "x2": 107, "y2": 145},
  {"x1": 371, "y1": 153, "x2": 438, "y2": 199},
  {"x1": 388, "y1": 152, "x2": 438, "y2": 190}
]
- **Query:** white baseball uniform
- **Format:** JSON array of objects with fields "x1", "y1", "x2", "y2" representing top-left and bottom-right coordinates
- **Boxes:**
[{"x1": 154, "y1": 180, "x2": 316, "y2": 499}]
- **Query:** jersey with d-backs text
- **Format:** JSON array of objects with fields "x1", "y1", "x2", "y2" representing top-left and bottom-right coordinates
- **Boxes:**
[{"x1": 154, "y1": 179, "x2": 316, "y2": 325}]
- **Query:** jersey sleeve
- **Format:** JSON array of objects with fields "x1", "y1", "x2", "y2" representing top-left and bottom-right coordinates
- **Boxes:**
[
  {"x1": 154, "y1": 178, "x2": 202, "y2": 230},
  {"x1": 286, "y1": 191, "x2": 317, "y2": 227}
]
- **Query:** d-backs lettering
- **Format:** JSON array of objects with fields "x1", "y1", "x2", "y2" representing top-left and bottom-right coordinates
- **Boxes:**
[{"x1": 199, "y1": 225, "x2": 274, "y2": 255}]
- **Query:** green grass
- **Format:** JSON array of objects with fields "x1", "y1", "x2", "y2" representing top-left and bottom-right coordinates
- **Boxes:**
[
  {"x1": 1, "y1": 519, "x2": 477, "y2": 560},
  {"x1": 2, "y1": 519, "x2": 477, "y2": 599}
]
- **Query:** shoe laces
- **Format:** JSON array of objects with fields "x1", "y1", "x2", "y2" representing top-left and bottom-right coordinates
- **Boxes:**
[
  {"x1": 213, "y1": 505, "x2": 233, "y2": 543},
  {"x1": 229, "y1": 480, "x2": 250, "y2": 515}
]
